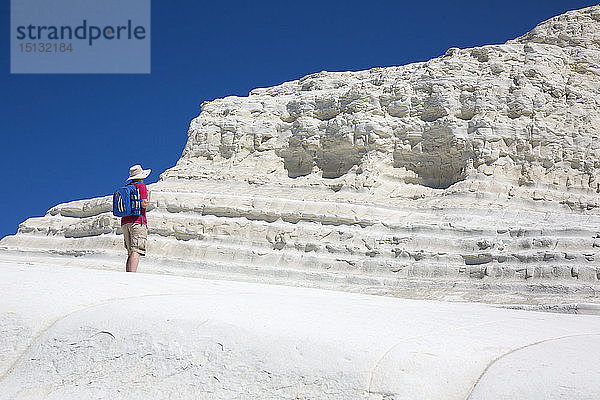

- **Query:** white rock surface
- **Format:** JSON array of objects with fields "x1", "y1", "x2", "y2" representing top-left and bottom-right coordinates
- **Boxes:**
[
  {"x1": 2, "y1": 5, "x2": 600, "y2": 303},
  {"x1": 0, "y1": 261, "x2": 599, "y2": 399}
]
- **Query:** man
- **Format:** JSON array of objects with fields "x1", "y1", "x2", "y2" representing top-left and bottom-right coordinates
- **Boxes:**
[{"x1": 121, "y1": 164, "x2": 151, "y2": 272}]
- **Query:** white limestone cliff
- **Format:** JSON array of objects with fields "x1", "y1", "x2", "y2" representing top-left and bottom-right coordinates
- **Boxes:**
[{"x1": 2, "y1": 5, "x2": 600, "y2": 304}]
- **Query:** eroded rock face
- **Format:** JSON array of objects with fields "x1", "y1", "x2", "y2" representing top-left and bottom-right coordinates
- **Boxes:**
[
  {"x1": 2, "y1": 6, "x2": 600, "y2": 302},
  {"x1": 171, "y1": 5, "x2": 600, "y2": 192}
]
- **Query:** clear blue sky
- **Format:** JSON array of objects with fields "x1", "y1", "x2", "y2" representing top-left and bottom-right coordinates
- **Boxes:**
[{"x1": 1, "y1": 0, "x2": 597, "y2": 239}]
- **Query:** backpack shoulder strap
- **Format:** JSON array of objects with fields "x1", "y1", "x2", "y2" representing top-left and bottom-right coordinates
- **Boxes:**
[{"x1": 129, "y1": 181, "x2": 146, "y2": 225}]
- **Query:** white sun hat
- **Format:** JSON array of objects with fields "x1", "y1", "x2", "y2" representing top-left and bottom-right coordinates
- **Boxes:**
[{"x1": 126, "y1": 164, "x2": 151, "y2": 181}]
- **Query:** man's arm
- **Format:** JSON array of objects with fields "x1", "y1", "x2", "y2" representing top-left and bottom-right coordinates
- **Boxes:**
[{"x1": 140, "y1": 185, "x2": 150, "y2": 209}]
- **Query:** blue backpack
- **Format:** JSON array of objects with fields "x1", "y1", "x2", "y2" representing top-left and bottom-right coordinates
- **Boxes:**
[{"x1": 113, "y1": 182, "x2": 143, "y2": 219}]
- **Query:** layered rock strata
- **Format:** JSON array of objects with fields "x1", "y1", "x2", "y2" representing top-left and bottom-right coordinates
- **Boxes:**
[{"x1": 2, "y1": 5, "x2": 600, "y2": 303}]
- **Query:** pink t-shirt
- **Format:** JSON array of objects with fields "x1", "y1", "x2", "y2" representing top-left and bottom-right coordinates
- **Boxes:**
[{"x1": 121, "y1": 181, "x2": 148, "y2": 226}]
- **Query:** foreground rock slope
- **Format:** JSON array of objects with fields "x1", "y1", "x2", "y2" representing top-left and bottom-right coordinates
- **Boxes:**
[
  {"x1": 1, "y1": 262, "x2": 599, "y2": 399},
  {"x1": 2, "y1": 5, "x2": 600, "y2": 303}
]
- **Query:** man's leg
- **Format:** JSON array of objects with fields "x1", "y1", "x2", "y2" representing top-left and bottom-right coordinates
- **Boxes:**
[
  {"x1": 126, "y1": 251, "x2": 140, "y2": 272},
  {"x1": 126, "y1": 223, "x2": 147, "y2": 273},
  {"x1": 123, "y1": 223, "x2": 132, "y2": 271}
]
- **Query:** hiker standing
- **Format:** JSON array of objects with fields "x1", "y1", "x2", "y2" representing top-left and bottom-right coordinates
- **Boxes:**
[{"x1": 121, "y1": 164, "x2": 151, "y2": 272}]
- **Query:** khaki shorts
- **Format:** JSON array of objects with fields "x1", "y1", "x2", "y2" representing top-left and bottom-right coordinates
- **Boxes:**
[{"x1": 122, "y1": 223, "x2": 148, "y2": 256}]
